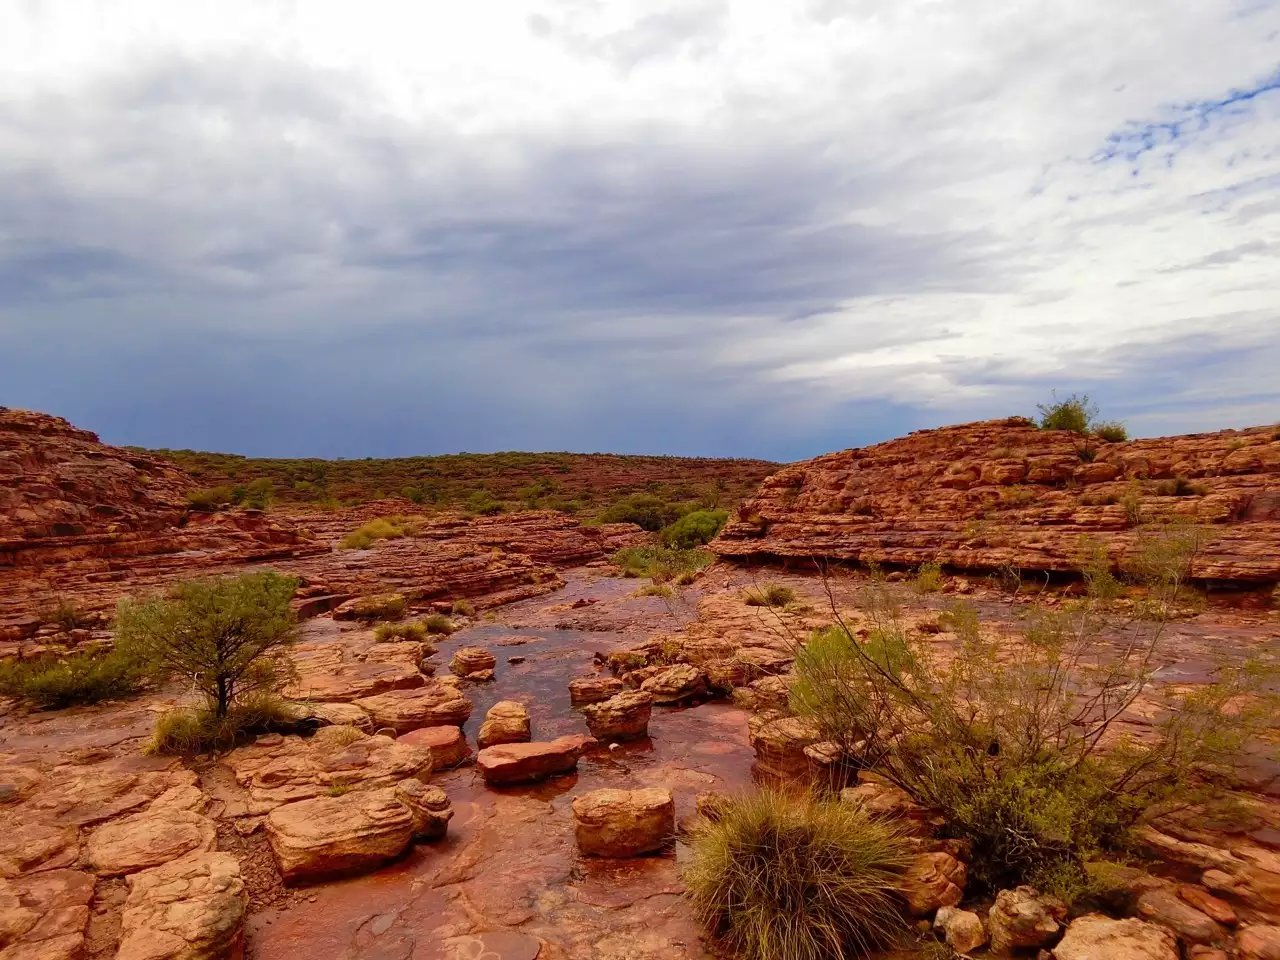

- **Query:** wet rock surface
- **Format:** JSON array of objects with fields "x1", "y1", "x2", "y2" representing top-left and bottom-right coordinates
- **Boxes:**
[{"x1": 572, "y1": 787, "x2": 675, "y2": 857}]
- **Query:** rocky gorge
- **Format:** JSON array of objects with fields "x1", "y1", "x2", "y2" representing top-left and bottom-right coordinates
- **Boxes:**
[{"x1": 1, "y1": 406, "x2": 1278, "y2": 960}]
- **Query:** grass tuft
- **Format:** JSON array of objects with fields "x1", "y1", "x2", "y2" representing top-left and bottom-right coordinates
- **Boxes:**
[
  {"x1": 683, "y1": 788, "x2": 909, "y2": 960},
  {"x1": 150, "y1": 694, "x2": 294, "y2": 755},
  {"x1": 743, "y1": 584, "x2": 796, "y2": 607}
]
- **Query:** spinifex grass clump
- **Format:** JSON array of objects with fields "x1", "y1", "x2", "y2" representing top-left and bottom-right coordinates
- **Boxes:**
[
  {"x1": 743, "y1": 583, "x2": 796, "y2": 607},
  {"x1": 339, "y1": 516, "x2": 414, "y2": 550},
  {"x1": 612, "y1": 546, "x2": 713, "y2": 582},
  {"x1": 684, "y1": 788, "x2": 909, "y2": 960}
]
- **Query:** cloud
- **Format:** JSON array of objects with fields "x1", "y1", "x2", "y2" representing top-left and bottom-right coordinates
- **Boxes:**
[{"x1": 0, "y1": 1, "x2": 1278, "y2": 459}]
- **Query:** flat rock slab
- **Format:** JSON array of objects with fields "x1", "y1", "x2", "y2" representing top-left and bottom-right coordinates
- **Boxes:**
[
  {"x1": 86, "y1": 808, "x2": 217, "y2": 877},
  {"x1": 1053, "y1": 914, "x2": 1178, "y2": 960},
  {"x1": 442, "y1": 931, "x2": 543, "y2": 960},
  {"x1": 0, "y1": 868, "x2": 94, "y2": 960},
  {"x1": 265, "y1": 787, "x2": 415, "y2": 883},
  {"x1": 117, "y1": 851, "x2": 247, "y2": 960},
  {"x1": 476, "y1": 736, "x2": 591, "y2": 786},
  {"x1": 0, "y1": 817, "x2": 79, "y2": 878},
  {"x1": 223, "y1": 729, "x2": 432, "y2": 809},
  {"x1": 354, "y1": 682, "x2": 473, "y2": 733}
]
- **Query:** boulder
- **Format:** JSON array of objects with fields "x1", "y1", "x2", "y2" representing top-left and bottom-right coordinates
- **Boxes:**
[
  {"x1": 354, "y1": 682, "x2": 473, "y2": 733},
  {"x1": 86, "y1": 808, "x2": 217, "y2": 877},
  {"x1": 639, "y1": 664, "x2": 707, "y2": 704},
  {"x1": 1237, "y1": 925, "x2": 1280, "y2": 960},
  {"x1": 0, "y1": 818, "x2": 79, "y2": 878},
  {"x1": 116, "y1": 851, "x2": 246, "y2": 960},
  {"x1": 450, "y1": 647, "x2": 497, "y2": 678},
  {"x1": 900, "y1": 851, "x2": 966, "y2": 917},
  {"x1": 934, "y1": 906, "x2": 988, "y2": 955},
  {"x1": 1053, "y1": 915, "x2": 1178, "y2": 960},
  {"x1": 748, "y1": 713, "x2": 821, "y2": 781},
  {"x1": 1178, "y1": 884, "x2": 1237, "y2": 926},
  {"x1": 581, "y1": 690, "x2": 652, "y2": 741},
  {"x1": 265, "y1": 788, "x2": 415, "y2": 883},
  {"x1": 400, "y1": 725, "x2": 471, "y2": 768},
  {"x1": 841, "y1": 780, "x2": 934, "y2": 835},
  {"x1": 568, "y1": 676, "x2": 625, "y2": 706},
  {"x1": 477, "y1": 701, "x2": 531, "y2": 749},
  {"x1": 394, "y1": 780, "x2": 453, "y2": 842},
  {"x1": 572, "y1": 788, "x2": 675, "y2": 857},
  {"x1": 989, "y1": 885, "x2": 1068, "y2": 954},
  {"x1": 476, "y1": 736, "x2": 590, "y2": 786}
]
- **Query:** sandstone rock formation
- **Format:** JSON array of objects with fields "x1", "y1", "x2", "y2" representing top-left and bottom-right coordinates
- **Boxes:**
[
  {"x1": 900, "y1": 851, "x2": 967, "y2": 917},
  {"x1": 0, "y1": 868, "x2": 95, "y2": 960},
  {"x1": 116, "y1": 851, "x2": 247, "y2": 960},
  {"x1": 400, "y1": 725, "x2": 471, "y2": 768},
  {"x1": 353, "y1": 682, "x2": 473, "y2": 733},
  {"x1": 394, "y1": 780, "x2": 454, "y2": 841},
  {"x1": 86, "y1": 808, "x2": 218, "y2": 877},
  {"x1": 581, "y1": 690, "x2": 652, "y2": 741},
  {"x1": 1053, "y1": 915, "x2": 1178, "y2": 960},
  {"x1": 572, "y1": 788, "x2": 674, "y2": 857},
  {"x1": 714, "y1": 419, "x2": 1280, "y2": 585},
  {"x1": 989, "y1": 885, "x2": 1069, "y2": 954},
  {"x1": 748, "y1": 713, "x2": 821, "y2": 781},
  {"x1": 934, "y1": 906, "x2": 988, "y2": 955},
  {"x1": 451, "y1": 646, "x2": 497, "y2": 679},
  {"x1": 477, "y1": 700, "x2": 531, "y2": 748},
  {"x1": 476, "y1": 736, "x2": 591, "y2": 786},
  {"x1": 568, "y1": 675, "x2": 625, "y2": 706},
  {"x1": 639, "y1": 664, "x2": 707, "y2": 704},
  {"x1": 265, "y1": 788, "x2": 417, "y2": 883}
]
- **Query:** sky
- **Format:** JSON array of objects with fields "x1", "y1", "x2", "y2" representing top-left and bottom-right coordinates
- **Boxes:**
[{"x1": 1, "y1": 1, "x2": 1278, "y2": 461}]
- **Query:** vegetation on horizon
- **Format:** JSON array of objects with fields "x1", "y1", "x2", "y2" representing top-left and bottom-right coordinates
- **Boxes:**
[{"x1": 1036, "y1": 391, "x2": 1129, "y2": 442}]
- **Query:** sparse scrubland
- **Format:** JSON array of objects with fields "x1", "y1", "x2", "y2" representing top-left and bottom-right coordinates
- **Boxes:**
[{"x1": 612, "y1": 545, "x2": 714, "y2": 582}]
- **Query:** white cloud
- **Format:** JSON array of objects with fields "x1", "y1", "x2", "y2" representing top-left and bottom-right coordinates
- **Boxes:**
[{"x1": 0, "y1": 0, "x2": 1277, "y2": 454}]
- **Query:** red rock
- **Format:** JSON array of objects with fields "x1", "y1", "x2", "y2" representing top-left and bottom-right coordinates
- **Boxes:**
[
  {"x1": 476, "y1": 735, "x2": 591, "y2": 786},
  {"x1": 477, "y1": 700, "x2": 531, "y2": 748},
  {"x1": 353, "y1": 682, "x2": 473, "y2": 733},
  {"x1": 988, "y1": 885, "x2": 1068, "y2": 954},
  {"x1": 116, "y1": 851, "x2": 246, "y2": 960},
  {"x1": 1054, "y1": 915, "x2": 1178, "y2": 960},
  {"x1": 85, "y1": 808, "x2": 217, "y2": 877},
  {"x1": 900, "y1": 851, "x2": 966, "y2": 917},
  {"x1": 399, "y1": 725, "x2": 471, "y2": 768},
  {"x1": 581, "y1": 690, "x2": 652, "y2": 741},
  {"x1": 568, "y1": 676, "x2": 625, "y2": 706},
  {"x1": 713, "y1": 419, "x2": 1280, "y2": 584},
  {"x1": 0, "y1": 869, "x2": 94, "y2": 960},
  {"x1": 265, "y1": 788, "x2": 416, "y2": 883},
  {"x1": 1237, "y1": 925, "x2": 1280, "y2": 960},
  {"x1": 572, "y1": 788, "x2": 674, "y2": 857}
]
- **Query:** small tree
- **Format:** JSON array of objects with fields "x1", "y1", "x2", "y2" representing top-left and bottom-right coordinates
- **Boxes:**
[
  {"x1": 1037, "y1": 392, "x2": 1099, "y2": 433},
  {"x1": 115, "y1": 570, "x2": 299, "y2": 718}
]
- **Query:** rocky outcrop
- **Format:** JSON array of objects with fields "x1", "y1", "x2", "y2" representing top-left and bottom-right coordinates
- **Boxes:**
[
  {"x1": 581, "y1": 690, "x2": 652, "y2": 741},
  {"x1": 714, "y1": 419, "x2": 1280, "y2": 585},
  {"x1": 0, "y1": 868, "x2": 94, "y2": 960},
  {"x1": 989, "y1": 885, "x2": 1068, "y2": 954},
  {"x1": 476, "y1": 736, "x2": 591, "y2": 786},
  {"x1": 639, "y1": 664, "x2": 707, "y2": 704},
  {"x1": 400, "y1": 725, "x2": 472, "y2": 768},
  {"x1": 900, "y1": 851, "x2": 967, "y2": 917},
  {"x1": 572, "y1": 788, "x2": 674, "y2": 857},
  {"x1": 222, "y1": 729, "x2": 432, "y2": 810},
  {"x1": 451, "y1": 647, "x2": 497, "y2": 680},
  {"x1": 353, "y1": 682, "x2": 473, "y2": 733},
  {"x1": 748, "y1": 713, "x2": 821, "y2": 781},
  {"x1": 1053, "y1": 915, "x2": 1178, "y2": 960},
  {"x1": 265, "y1": 788, "x2": 417, "y2": 883},
  {"x1": 394, "y1": 780, "x2": 454, "y2": 842},
  {"x1": 116, "y1": 851, "x2": 247, "y2": 960}
]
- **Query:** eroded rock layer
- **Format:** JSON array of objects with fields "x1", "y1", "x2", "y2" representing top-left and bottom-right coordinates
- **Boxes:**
[{"x1": 713, "y1": 418, "x2": 1280, "y2": 584}]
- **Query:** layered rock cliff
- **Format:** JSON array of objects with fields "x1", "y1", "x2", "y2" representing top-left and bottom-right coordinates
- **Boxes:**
[{"x1": 713, "y1": 418, "x2": 1280, "y2": 585}]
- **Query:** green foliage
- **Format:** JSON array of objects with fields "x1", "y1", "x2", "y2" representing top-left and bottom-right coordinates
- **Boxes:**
[
  {"x1": 114, "y1": 570, "x2": 299, "y2": 719},
  {"x1": 612, "y1": 546, "x2": 714, "y2": 582},
  {"x1": 911, "y1": 561, "x2": 944, "y2": 594},
  {"x1": 150, "y1": 693, "x2": 294, "y2": 755},
  {"x1": 659, "y1": 508, "x2": 729, "y2": 548},
  {"x1": 187, "y1": 479, "x2": 274, "y2": 511},
  {"x1": 42, "y1": 597, "x2": 92, "y2": 632},
  {"x1": 186, "y1": 485, "x2": 237, "y2": 511},
  {"x1": 683, "y1": 788, "x2": 909, "y2": 960},
  {"x1": 744, "y1": 584, "x2": 797, "y2": 607},
  {"x1": 373, "y1": 621, "x2": 429, "y2": 643},
  {"x1": 465, "y1": 489, "x2": 504, "y2": 516},
  {"x1": 422, "y1": 614, "x2": 455, "y2": 635},
  {"x1": 239, "y1": 478, "x2": 274, "y2": 510},
  {"x1": 598, "y1": 493, "x2": 690, "y2": 531},
  {"x1": 0, "y1": 647, "x2": 148, "y2": 709},
  {"x1": 339, "y1": 517, "x2": 413, "y2": 550},
  {"x1": 1038, "y1": 392, "x2": 1099, "y2": 433},
  {"x1": 788, "y1": 553, "x2": 1276, "y2": 896},
  {"x1": 1093, "y1": 421, "x2": 1129, "y2": 442},
  {"x1": 451, "y1": 599, "x2": 477, "y2": 617},
  {"x1": 636, "y1": 583, "x2": 674, "y2": 598}
]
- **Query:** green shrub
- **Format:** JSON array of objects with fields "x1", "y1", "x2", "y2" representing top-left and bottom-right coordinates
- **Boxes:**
[
  {"x1": 451, "y1": 599, "x2": 477, "y2": 617},
  {"x1": 743, "y1": 584, "x2": 796, "y2": 607},
  {"x1": 612, "y1": 546, "x2": 713, "y2": 582},
  {"x1": 1037, "y1": 392, "x2": 1098, "y2": 433},
  {"x1": 422, "y1": 614, "x2": 455, "y2": 635},
  {"x1": 788, "y1": 552, "x2": 1276, "y2": 896},
  {"x1": 598, "y1": 493, "x2": 689, "y2": 532},
  {"x1": 373, "y1": 621, "x2": 429, "y2": 642},
  {"x1": 1093, "y1": 421, "x2": 1128, "y2": 442},
  {"x1": 911, "y1": 561, "x2": 944, "y2": 594},
  {"x1": 659, "y1": 508, "x2": 729, "y2": 548},
  {"x1": 150, "y1": 694, "x2": 294, "y2": 755},
  {"x1": 43, "y1": 598, "x2": 92, "y2": 632},
  {"x1": 186, "y1": 485, "x2": 237, "y2": 511},
  {"x1": 115, "y1": 570, "x2": 298, "y2": 719},
  {"x1": 683, "y1": 788, "x2": 909, "y2": 960},
  {"x1": 0, "y1": 647, "x2": 148, "y2": 709},
  {"x1": 465, "y1": 490, "x2": 504, "y2": 516},
  {"x1": 339, "y1": 517, "x2": 410, "y2": 550},
  {"x1": 239, "y1": 478, "x2": 274, "y2": 510},
  {"x1": 636, "y1": 583, "x2": 674, "y2": 598}
]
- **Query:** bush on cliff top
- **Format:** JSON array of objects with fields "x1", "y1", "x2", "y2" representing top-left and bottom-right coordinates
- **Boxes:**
[
  {"x1": 1036, "y1": 391, "x2": 1128, "y2": 441},
  {"x1": 683, "y1": 788, "x2": 909, "y2": 960}
]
